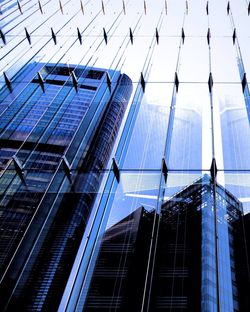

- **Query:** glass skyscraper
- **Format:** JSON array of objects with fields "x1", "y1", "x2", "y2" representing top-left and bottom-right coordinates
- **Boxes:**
[
  {"x1": 0, "y1": 63, "x2": 132, "y2": 309},
  {"x1": 1, "y1": 0, "x2": 250, "y2": 311},
  {"x1": 76, "y1": 176, "x2": 248, "y2": 311}
]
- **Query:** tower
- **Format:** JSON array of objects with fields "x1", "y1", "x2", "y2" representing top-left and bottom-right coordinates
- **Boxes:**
[
  {"x1": 0, "y1": 63, "x2": 132, "y2": 310},
  {"x1": 68, "y1": 175, "x2": 250, "y2": 311}
]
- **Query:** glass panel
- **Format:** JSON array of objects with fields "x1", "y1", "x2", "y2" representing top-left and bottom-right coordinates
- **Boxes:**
[
  {"x1": 163, "y1": 0, "x2": 186, "y2": 36},
  {"x1": 213, "y1": 84, "x2": 250, "y2": 170},
  {"x1": 179, "y1": 38, "x2": 209, "y2": 82},
  {"x1": 4, "y1": 169, "x2": 110, "y2": 311},
  {"x1": 118, "y1": 37, "x2": 156, "y2": 82},
  {"x1": 122, "y1": 83, "x2": 172, "y2": 169},
  {"x1": 168, "y1": 84, "x2": 212, "y2": 170},
  {"x1": 216, "y1": 170, "x2": 249, "y2": 311},
  {"x1": 147, "y1": 37, "x2": 180, "y2": 83},
  {"x1": 152, "y1": 172, "x2": 217, "y2": 311},
  {"x1": 236, "y1": 38, "x2": 250, "y2": 77},
  {"x1": 230, "y1": 0, "x2": 250, "y2": 38},
  {"x1": 164, "y1": 171, "x2": 203, "y2": 198},
  {"x1": 211, "y1": 38, "x2": 240, "y2": 83},
  {"x1": 74, "y1": 171, "x2": 161, "y2": 311},
  {"x1": 219, "y1": 171, "x2": 250, "y2": 214},
  {"x1": 184, "y1": 0, "x2": 208, "y2": 36},
  {"x1": 209, "y1": 0, "x2": 232, "y2": 36}
]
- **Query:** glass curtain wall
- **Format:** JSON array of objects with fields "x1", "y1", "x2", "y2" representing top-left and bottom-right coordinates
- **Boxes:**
[{"x1": 0, "y1": 0, "x2": 250, "y2": 311}]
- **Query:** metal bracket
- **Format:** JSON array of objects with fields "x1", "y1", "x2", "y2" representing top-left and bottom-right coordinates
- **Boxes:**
[
  {"x1": 17, "y1": 0, "x2": 23, "y2": 14},
  {"x1": 13, "y1": 155, "x2": 25, "y2": 183},
  {"x1": 106, "y1": 72, "x2": 111, "y2": 92},
  {"x1": 51, "y1": 28, "x2": 57, "y2": 45},
  {"x1": 0, "y1": 29, "x2": 6, "y2": 45},
  {"x1": 37, "y1": 71, "x2": 45, "y2": 92},
  {"x1": 59, "y1": 0, "x2": 64, "y2": 14},
  {"x1": 208, "y1": 72, "x2": 213, "y2": 93},
  {"x1": 232, "y1": 28, "x2": 236, "y2": 45},
  {"x1": 123, "y1": 0, "x2": 126, "y2": 14},
  {"x1": 112, "y1": 158, "x2": 120, "y2": 183},
  {"x1": 103, "y1": 28, "x2": 107, "y2": 44},
  {"x1": 210, "y1": 157, "x2": 217, "y2": 184},
  {"x1": 162, "y1": 158, "x2": 168, "y2": 183},
  {"x1": 174, "y1": 72, "x2": 179, "y2": 92},
  {"x1": 156, "y1": 28, "x2": 159, "y2": 44},
  {"x1": 25, "y1": 27, "x2": 31, "y2": 45},
  {"x1": 181, "y1": 28, "x2": 185, "y2": 44},
  {"x1": 80, "y1": 0, "x2": 84, "y2": 14},
  {"x1": 242, "y1": 73, "x2": 247, "y2": 93},
  {"x1": 62, "y1": 155, "x2": 72, "y2": 183},
  {"x1": 77, "y1": 28, "x2": 82, "y2": 45},
  {"x1": 129, "y1": 28, "x2": 133, "y2": 44},
  {"x1": 140, "y1": 72, "x2": 146, "y2": 92},
  {"x1": 3, "y1": 72, "x2": 12, "y2": 93},
  {"x1": 71, "y1": 71, "x2": 78, "y2": 92},
  {"x1": 101, "y1": 0, "x2": 105, "y2": 14},
  {"x1": 207, "y1": 28, "x2": 211, "y2": 45},
  {"x1": 227, "y1": 1, "x2": 230, "y2": 15},
  {"x1": 38, "y1": 0, "x2": 43, "y2": 14}
]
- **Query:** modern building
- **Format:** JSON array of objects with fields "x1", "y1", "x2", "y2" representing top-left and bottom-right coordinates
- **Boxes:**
[
  {"x1": 68, "y1": 176, "x2": 250, "y2": 312},
  {"x1": 0, "y1": 63, "x2": 132, "y2": 310},
  {"x1": 1, "y1": 0, "x2": 250, "y2": 311},
  {"x1": 151, "y1": 175, "x2": 249, "y2": 312},
  {"x1": 241, "y1": 212, "x2": 250, "y2": 309}
]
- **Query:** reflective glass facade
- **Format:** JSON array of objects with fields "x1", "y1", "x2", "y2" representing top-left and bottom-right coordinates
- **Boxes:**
[
  {"x1": 0, "y1": 62, "x2": 133, "y2": 309},
  {"x1": 1, "y1": 0, "x2": 250, "y2": 311}
]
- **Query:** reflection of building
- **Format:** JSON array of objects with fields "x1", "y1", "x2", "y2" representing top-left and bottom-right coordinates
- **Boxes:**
[
  {"x1": 0, "y1": 64, "x2": 132, "y2": 310},
  {"x1": 150, "y1": 175, "x2": 248, "y2": 312},
  {"x1": 240, "y1": 213, "x2": 250, "y2": 309},
  {"x1": 81, "y1": 175, "x2": 250, "y2": 311},
  {"x1": 84, "y1": 206, "x2": 153, "y2": 311}
]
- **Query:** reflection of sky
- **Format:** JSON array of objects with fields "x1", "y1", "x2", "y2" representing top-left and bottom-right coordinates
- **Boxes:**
[
  {"x1": 123, "y1": 85, "x2": 171, "y2": 169},
  {"x1": 107, "y1": 170, "x2": 250, "y2": 229},
  {"x1": 106, "y1": 172, "x2": 203, "y2": 228},
  {"x1": 2, "y1": 0, "x2": 249, "y2": 83},
  {"x1": 106, "y1": 172, "x2": 160, "y2": 228},
  {"x1": 218, "y1": 172, "x2": 250, "y2": 214},
  {"x1": 219, "y1": 89, "x2": 250, "y2": 170}
]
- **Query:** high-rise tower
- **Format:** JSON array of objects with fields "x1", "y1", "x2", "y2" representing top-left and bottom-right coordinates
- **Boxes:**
[
  {"x1": 0, "y1": 63, "x2": 132, "y2": 310},
  {"x1": 69, "y1": 176, "x2": 249, "y2": 312}
]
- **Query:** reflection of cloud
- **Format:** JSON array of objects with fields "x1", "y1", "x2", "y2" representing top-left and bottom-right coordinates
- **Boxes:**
[
  {"x1": 220, "y1": 106, "x2": 243, "y2": 116},
  {"x1": 125, "y1": 193, "x2": 250, "y2": 205},
  {"x1": 239, "y1": 198, "x2": 250, "y2": 203},
  {"x1": 225, "y1": 174, "x2": 250, "y2": 187},
  {"x1": 126, "y1": 193, "x2": 157, "y2": 200},
  {"x1": 126, "y1": 193, "x2": 169, "y2": 201},
  {"x1": 121, "y1": 173, "x2": 159, "y2": 193},
  {"x1": 142, "y1": 84, "x2": 172, "y2": 106},
  {"x1": 122, "y1": 173, "x2": 202, "y2": 193}
]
